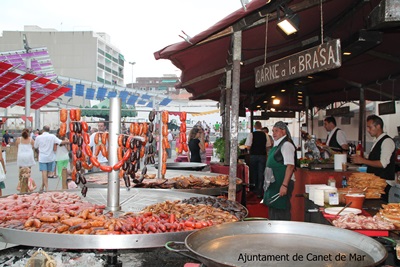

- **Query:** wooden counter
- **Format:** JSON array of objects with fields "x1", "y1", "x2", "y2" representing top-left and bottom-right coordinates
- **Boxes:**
[{"x1": 291, "y1": 168, "x2": 356, "y2": 221}]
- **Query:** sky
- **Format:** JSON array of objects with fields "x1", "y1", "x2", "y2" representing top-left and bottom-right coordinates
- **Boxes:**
[{"x1": 1, "y1": 0, "x2": 243, "y2": 81}]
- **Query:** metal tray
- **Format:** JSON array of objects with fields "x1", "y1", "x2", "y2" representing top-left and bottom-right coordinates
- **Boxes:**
[
  {"x1": 169, "y1": 221, "x2": 387, "y2": 267},
  {"x1": 0, "y1": 188, "x2": 206, "y2": 249},
  {"x1": 84, "y1": 171, "x2": 242, "y2": 196},
  {"x1": 155, "y1": 162, "x2": 208, "y2": 171}
]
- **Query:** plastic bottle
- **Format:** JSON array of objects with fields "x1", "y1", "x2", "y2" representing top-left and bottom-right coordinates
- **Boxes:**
[
  {"x1": 327, "y1": 176, "x2": 336, "y2": 187},
  {"x1": 356, "y1": 141, "x2": 364, "y2": 158},
  {"x1": 342, "y1": 176, "x2": 347, "y2": 188}
]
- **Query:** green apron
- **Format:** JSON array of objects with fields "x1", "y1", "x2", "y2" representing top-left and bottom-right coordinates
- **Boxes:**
[{"x1": 263, "y1": 146, "x2": 289, "y2": 209}]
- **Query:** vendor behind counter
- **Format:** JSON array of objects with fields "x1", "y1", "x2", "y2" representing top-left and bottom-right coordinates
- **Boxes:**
[{"x1": 351, "y1": 115, "x2": 396, "y2": 202}]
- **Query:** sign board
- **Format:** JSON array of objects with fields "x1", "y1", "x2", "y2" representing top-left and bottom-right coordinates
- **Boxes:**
[
  {"x1": 378, "y1": 101, "x2": 396, "y2": 115},
  {"x1": 253, "y1": 111, "x2": 296, "y2": 120},
  {"x1": 341, "y1": 117, "x2": 351, "y2": 125},
  {"x1": 255, "y1": 39, "x2": 342, "y2": 87},
  {"x1": 326, "y1": 107, "x2": 350, "y2": 117}
]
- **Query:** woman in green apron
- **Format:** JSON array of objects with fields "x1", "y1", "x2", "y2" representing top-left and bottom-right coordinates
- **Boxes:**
[{"x1": 263, "y1": 121, "x2": 296, "y2": 220}]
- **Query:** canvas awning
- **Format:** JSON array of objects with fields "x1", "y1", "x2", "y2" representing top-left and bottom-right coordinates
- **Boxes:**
[{"x1": 154, "y1": 0, "x2": 400, "y2": 111}]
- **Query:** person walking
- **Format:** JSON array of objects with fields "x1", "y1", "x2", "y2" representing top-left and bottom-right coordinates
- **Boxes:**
[
  {"x1": 2, "y1": 130, "x2": 13, "y2": 146},
  {"x1": 0, "y1": 150, "x2": 6, "y2": 196},
  {"x1": 16, "y1": 128, "x2": 36, "y2": 169},
  {"x1": 166, "y1": 130, "x2": 173, "y2": 159},
  {"x1": 16, "y1": 128, "x2": 36, "y2": 188},
  {"x1": 187, "y1": 126, "x2": 205, "y2": 163},
  {"x1": 54, "y1": 129, "x2": 70, "y2": 186},
  {"x1": 34, "y1": 126, "x2": 68, "y2": 192}
]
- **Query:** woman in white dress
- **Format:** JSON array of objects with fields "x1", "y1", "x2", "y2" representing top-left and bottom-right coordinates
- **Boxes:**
[{"x1": 16, "y1": 128, "x2": 36, "y2": 169}]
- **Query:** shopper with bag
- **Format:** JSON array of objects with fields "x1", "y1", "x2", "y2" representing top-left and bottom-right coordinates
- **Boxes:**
[{"x1": 0, "y1": 148, "x2": 6, "y2": 196}]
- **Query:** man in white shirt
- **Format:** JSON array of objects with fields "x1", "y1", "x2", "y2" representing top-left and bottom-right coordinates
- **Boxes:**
[
  {"x1": 352, "y1": 115, "x2": 395, "y2": 201},
  {"x1": 89, "y1": 121, "x2": 108, "y2": 172},
  {"x1": 323, "y1": 116, "x2": 348, "y2": 157},
  {"x1": 352, "y1": 115, "x2": 395, "y2": 180},
  {"x1": 34, "y1": 126, "x2": 69, "y2": 192}
]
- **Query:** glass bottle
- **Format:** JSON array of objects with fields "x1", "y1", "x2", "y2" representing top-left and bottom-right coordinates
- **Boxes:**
[
  {"x1": 341, "y1": 176, "x2": 347, "y2": 188},
  {"x1": 356, "y1": 141, "x2": 364, "y2": 158}
]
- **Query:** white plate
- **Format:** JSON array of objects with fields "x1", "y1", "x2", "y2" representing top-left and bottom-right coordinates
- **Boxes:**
[{"x1": 324, "y1": 207, "x2": 362, "y2": 216}]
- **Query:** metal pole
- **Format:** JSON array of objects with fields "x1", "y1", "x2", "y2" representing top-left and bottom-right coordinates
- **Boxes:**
[
  {"x1": 25, "y1": 57, "x2": 31, "y2": 129},
  {"x1": 224, "y1": 71, "x2": 232, "y2": 165},
  {"x1": 107, "y1": 97, "x2": 121, "y2": 212},
  {"x1": 157, "y1": 107, "x2": 163, "y2": 179},
  {"x1": 129, "y1": 62, "x2": 136, "y2": 87},
  {"x1": 228, "y1": 30, "x2": 242, "y2": 201},
  {"x1": 34, "y1": 109, "x2": 40, "y2": 130},
  {"x1": 359, "y1": 87, "x2": 366, "y2": 147}
]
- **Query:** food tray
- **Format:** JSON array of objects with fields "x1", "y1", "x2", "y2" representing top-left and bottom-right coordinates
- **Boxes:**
[
  {"x1": 84, "y1": 171, "x2": 242, "y2": 196},
  {"x1": 0, "y1": 188, "x2": 207, "y2": 249},
  {"x1": 308, "y1": 163, "x2": 334, "y2": 169},
  {"x1": 323, "y1": 211, "x2": 391, "y2": 237},
  {"x1": 324, "y1": 207, "x2": 362, "y2": 216},
  {"x1": 155, "y1": 162, "x2": 208, "y2": 171}
]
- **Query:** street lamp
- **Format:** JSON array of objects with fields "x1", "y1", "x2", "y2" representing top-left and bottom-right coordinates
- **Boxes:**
[{"x1": 129, "y1": 61, "x2": 136, "y2": 88}]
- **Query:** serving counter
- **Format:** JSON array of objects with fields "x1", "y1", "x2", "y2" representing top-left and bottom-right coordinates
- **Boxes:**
[{"x1": 291, "y1": 167, "x2": 356, "y2": 221}]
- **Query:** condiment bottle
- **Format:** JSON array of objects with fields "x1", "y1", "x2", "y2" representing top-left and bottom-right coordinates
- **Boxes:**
[
  {"x1": 356, "y1": 141, "x2": 364, "y2": 158},
  {"x1": 327, "y1": 176, "x2": 336, "y2": 187},
  {"x1": 341, "y1": 176, "x2": 347, "y2": 188},
  {"x1": 396, "y1": 148, "x2": 400, "y2": 163}
]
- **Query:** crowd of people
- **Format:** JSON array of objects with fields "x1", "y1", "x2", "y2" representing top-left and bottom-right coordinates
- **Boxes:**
[
  {"x1": 0, "y1": 122, "x2": 108, "y2": 195},
  {"x1": 0, "y1": 114, "x2": 395, "y2": 221}
]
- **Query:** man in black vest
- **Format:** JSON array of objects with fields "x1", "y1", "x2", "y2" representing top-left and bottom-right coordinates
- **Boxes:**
[
  {"x1": 245, "y1": 121, "x2": 267, "y2": 198},
  {"x1": 323, "y1": 116, "x2": 348, "y2": 157},
  {"x1": 352, "y1": 115, "x2": 395, "y2": 201},
  {"x1": 352, "y1": 115, "x2": 395, "y2": 180}
]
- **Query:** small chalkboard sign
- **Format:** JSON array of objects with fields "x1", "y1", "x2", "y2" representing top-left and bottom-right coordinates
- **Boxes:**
[
  {"x1": 341, "y1": 117, "x2": 351, "y2": 125},
  {"x1": 378, "y1": 101, "x2": 396, "y2": 115}
]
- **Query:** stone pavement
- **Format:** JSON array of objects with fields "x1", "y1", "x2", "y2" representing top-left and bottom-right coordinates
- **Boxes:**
[{"x1": 0, "y1": 142, "x2": 183, "y2": 196}]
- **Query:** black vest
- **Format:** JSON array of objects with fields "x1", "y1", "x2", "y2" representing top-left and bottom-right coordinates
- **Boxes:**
[
  {"x1": 367, "y1": 135, "x2": 396, "y2": 180},
  {"x1": 250, "y1": 131, "x2": 267, "y2": 155},
  {"x1": 327, "y1": 128, "x2": 342, "y2": 152}
]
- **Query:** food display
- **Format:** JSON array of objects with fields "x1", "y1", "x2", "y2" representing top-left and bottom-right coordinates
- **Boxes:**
[
  {"x1": 161, "y1": 110, "x2": 169, "y2": 176},
  {"x1": 61, "y1": 108, "x2": 91, "y2": 196},
  {"x1": 376, "y1": 203, "x2": 400, "y2": 228},
  {"x1": 332, "y1": 213, "x2": 395, "y2": 230},
  {"x1": 0, "y1": 191, "x2": 245, "y2": 235},
  {"x1": 141, "y1": 200, "x2": 239, "y2": 225},
  {"x1": 181, "y1": 196, "x2": 247, "y2": 219},
  {"x1": 347, "y1": 172, "x2": 386, "y2": 199},
  {"x1": 85, "y1": 172, "x2": 241, "y2": 191},
  {"x1": 177, "y1": 112, "x2": 188, "y2": 154}
]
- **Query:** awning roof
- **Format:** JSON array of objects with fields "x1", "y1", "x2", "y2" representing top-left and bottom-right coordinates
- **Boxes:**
[
  {"x1": 154, "y1": 0, "x2": 400, "y2": 112},
  {"x1": 0, "y1": 61, "x2": 70, "y2": 109}
]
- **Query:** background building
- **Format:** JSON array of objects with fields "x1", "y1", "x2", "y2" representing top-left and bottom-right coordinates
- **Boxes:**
[{"x1": 0, "y1": 25, "x2": 125, "y2": 108}]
